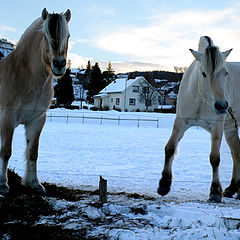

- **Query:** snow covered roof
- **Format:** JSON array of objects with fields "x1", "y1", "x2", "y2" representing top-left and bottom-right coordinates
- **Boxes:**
[
  {"x1": 71, "y1": 68, "x2": 86, "y2": 74},
  {"x1": 100, "y1": 76, "x2": 144, "y2": 94},
  {"x1": 155, "y1": 79, "x2": 168, "y2": 83},
  {"x1": 168, "y1": 91, "x2": 178, "y2": 99}
]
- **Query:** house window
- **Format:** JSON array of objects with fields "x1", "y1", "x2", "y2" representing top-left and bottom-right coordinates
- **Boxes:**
[
  {"x1": 116, "y1": 98, "x2": 120, "y2": 105},
  {"x1": 111, "y1": 98, "x2": 113, "y2": 102},
  {"x1": 132, "y1": 86, "x2": 139, "y2": 92},
  {"x1": 129, "y1": 98, "x2": 136, "y2": 106}
]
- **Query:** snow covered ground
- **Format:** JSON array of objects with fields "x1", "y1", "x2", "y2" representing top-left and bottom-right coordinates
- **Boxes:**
[{"x1": 8, "y1": 108, "x2": 240, "y2": 239}]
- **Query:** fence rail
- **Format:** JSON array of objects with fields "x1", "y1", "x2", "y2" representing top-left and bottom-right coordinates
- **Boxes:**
[{"x1": 46, "y1": 114, "x2": 160, "y2": 128}]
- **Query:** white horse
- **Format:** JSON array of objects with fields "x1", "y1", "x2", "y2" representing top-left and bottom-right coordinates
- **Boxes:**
[
  {"x1": 158, "y1": 36, "x2": 240, "y2": 202},
  {"x1": 0, "y1": 9, "x2": 71, "y2": 195}
]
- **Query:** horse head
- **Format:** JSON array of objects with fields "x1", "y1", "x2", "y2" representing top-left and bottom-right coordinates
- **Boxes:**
[
  {"x1": 190, "y1": 43, "x2": 232, "y2": 115},
  {"x1": 41, "y1": 8, "x2": 71, "y2": 77}
]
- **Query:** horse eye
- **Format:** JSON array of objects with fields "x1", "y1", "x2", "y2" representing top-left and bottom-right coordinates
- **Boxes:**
[{"x1": 202, "y1": 72, "x2": 206, "y2": 77}]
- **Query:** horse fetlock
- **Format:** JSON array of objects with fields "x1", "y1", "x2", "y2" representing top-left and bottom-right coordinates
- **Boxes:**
[{"x1": 157, "y1": 172, "x2": 172, "y2": 196}]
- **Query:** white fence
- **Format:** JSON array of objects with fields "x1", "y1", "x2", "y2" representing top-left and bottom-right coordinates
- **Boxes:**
[{"x1": 46, "y1": 113, "x2": 161, "y2": 128}]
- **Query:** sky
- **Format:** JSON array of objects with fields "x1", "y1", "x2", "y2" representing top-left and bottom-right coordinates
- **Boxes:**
[{"x1": 1, "y1": 0, "x2": 240, "y2": 73}]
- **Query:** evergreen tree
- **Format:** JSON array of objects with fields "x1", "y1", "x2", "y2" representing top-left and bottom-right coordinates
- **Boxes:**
[
  {"x1": 102, "y1": 60, "x2": 115, "y2": 85},
  {"x1": 86, "y1": 62, "x2": 106, "y2": 103},
  {"x1": 54, "y1": 69, "x2": 74, "y2": 106},
  {"x1": 85, "y1": 60, "x2": 92, "y2": 83}
]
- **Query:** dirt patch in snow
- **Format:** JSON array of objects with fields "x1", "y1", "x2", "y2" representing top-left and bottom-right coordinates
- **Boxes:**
[{"x1": 0, "y1": 170, "x2": 159, "y2": 240}]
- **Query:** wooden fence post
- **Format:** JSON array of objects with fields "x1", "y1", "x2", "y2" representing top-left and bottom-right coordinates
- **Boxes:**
[
  {"x1": 99, "y1": 176, "x2": 107, "y2": 203},
  {"x1": 137, "y1": 117, "x2": 140, "y2": 127}
]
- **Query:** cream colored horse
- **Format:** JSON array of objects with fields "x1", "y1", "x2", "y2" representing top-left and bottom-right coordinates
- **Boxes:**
[
  {"x1": 0, "y1": 9, "x2": 71, "y2": 194},
  {"x1": 158, "y1": 36, "x2": 240, "y2": 202}
]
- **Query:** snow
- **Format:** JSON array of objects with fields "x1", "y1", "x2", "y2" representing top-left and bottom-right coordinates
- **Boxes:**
[
  {"x1": 7, "y1": 108, "x2": 240, "y2": 239},
  {"x1": 100, "y1": 77, "x2": 143, "y2": 94}
]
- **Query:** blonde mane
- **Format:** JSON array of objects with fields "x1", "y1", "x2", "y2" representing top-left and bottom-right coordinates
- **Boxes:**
[
  {"x1": 202, "y1": 46, "x2": 224, "y2": 77},
  {"x1": 42, "y1": 13, "x2": 69, "y2": 52},
  {"x1": 199, "y1": 36, "x2": 225, "y2": 77}
]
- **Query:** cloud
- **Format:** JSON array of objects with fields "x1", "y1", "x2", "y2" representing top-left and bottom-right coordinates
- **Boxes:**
[
  {"x1": 98, "y1": 60, "x2": 167, "y2": 73},
  {"x1": 67, "y1": 52, "x2": 93, "y2": 68},
  {"x1": 93, "y1": 6, "x2": 240, "y2": 69},
  {"x1": 68, "y1": 51, "x2": 166, "y2": 73},
  {"x1": 1, "y1": 25, "x2": 17, "y2": 33}
]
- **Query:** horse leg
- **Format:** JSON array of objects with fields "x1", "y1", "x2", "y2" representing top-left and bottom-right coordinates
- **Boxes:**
[
  {"x1": 158, "y1": 118, "x2": 186, "y2": 196},
  {"x1": 22, "y1": 115, "x2": 46, "y2": 194},
  {"x1": 0, "y1": 120, "x2": 14, "y2": 195},
  {"x1": 208, "y1": 123, "x2": 224, "y2": 202},
  {"x1": 224, "y1": 128, "x2": 240, "y2": 198}
]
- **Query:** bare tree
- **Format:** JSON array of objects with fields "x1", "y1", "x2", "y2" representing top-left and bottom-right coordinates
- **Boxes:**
[
  {"x1": 139, "y1": 80, "x2": 158, "y2": 110},
  {"x1": 174, "y1": 66, "x2": 187, "y2": 73}
]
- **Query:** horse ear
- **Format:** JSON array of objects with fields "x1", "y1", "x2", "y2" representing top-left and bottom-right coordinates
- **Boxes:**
[
  {"x1": 64, "y1": 9, "x2": 71, "y2": 22},
  {"x1": 42, "y1": 8, "x2": 49, "y2": 21},
  {"x1": 189, "y1": 49, "x2": 202, "y2": 62},
  {"x1": 222, "y1": 49, "x2": 232, "y2": 59}
]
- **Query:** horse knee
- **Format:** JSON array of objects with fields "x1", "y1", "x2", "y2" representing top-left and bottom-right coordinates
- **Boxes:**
[
  {"x1": 210, "y1": 154, "x2": 220, "y2": 167},
  {"x1": 165, "y1": 144, "x2": 176, "y2": 160}
]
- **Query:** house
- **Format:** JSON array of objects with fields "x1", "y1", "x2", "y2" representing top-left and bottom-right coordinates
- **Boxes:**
[
  {"x1": 154, "y1": 78, "x2": 180, "y2": 106},
  {"x1": 93, "y1": 76, "x2": 160, "y2": 112},
  {"x1": 0, "y1": 38, "x2": 15, "y2": 59},
  {"x1": 70, "y1": 68, "x2": 88, "y2": 101}
]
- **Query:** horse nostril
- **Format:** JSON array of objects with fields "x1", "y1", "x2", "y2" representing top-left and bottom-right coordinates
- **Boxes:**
[
  {"x1": 53, "y1": 59, "x2": 59, "y2": 68},
  {"x1": 52, "y1": 59, "x2": 66, "y2": 69},
  {"x1": 214, "y1": 101, "x2": 228, "y2": 113},
  {"x1": 61, "y1": 59, "x2": 66, "y2": 67}
]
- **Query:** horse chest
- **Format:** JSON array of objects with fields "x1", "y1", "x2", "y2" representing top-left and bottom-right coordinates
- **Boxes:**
[{"x1": 17, "y1": 87, "x2": 53, "y2": 124}]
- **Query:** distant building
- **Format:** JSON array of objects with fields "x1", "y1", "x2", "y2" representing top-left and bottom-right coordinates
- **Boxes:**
[
  {"x1": 154, "y1": 78, "x2": 180, "y2": 106},
  {"x1": 93, "y1": 76, "x2": 160, "y2": 112},
  {"x1": 70, "y1": 68, "x2": 88, "y2": 101},
  {"x1": 0, "y1": 38, "x2": 15, "y2": 59}
]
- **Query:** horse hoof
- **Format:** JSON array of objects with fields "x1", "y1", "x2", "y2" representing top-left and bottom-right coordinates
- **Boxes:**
[
  {"x1": 23, "y1": 181, "x2": 46, "y2": 195},
  {"x1": 208, "y1": 194, "x2": 222, "y2": 203},
  {"x1": 157, "y1": 186, "x2": 170, "y2": 196},
  {"x1": 34, "y1": 184, "x2": 46, "y2": 195},
  {"x1": 223, "y1": 189, "x2": 234, "y2": 198}
]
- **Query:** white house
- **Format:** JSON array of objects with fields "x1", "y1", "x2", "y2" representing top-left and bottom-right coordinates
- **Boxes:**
[
  {"x1": 0, "y1": 38, "x2": 15, "y2": 59},
  {"x1": 93, "y1": 76, "x2": 160, "y2": 112}
]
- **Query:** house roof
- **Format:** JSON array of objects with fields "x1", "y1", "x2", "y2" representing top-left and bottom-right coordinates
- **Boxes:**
[{"x1": 100, "y1": 76, "x2": 144, "y2": 94}]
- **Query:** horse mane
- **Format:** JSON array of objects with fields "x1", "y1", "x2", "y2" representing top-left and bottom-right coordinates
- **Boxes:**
[
  {"x1": 198, "y1": 36, "x2": 213, "y2": 52},
  {"x1": 16, "y1": 18, "x2": 43, "y2": 48},
  {"x1": 203, "y1": 46, "x2": 224, "y2": 77},
  {"x1": 199, "y1": 36, "x2": 224, "y2": 77},
  {"x1": 42, "y1": 13, "x2": 69, "y2": 52}
]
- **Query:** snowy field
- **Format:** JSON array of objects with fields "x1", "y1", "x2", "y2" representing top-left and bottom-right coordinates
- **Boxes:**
[{"x1": 8, "y1": 108, "x2": 240, "y2": 239}]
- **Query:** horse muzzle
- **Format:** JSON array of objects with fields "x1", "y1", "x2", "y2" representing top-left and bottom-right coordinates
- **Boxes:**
[
  {"x1": 214, "y1": 100, "x2": 229, "y2": 114},
  {"x1": 51, "y1": 57, "x2": 66, "y2": 77}
]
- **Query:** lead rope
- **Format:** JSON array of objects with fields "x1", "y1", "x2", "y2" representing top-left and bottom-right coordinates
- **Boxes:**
[{"x1": 227, "y1": 107, "x2": 238, "y2": 129}]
